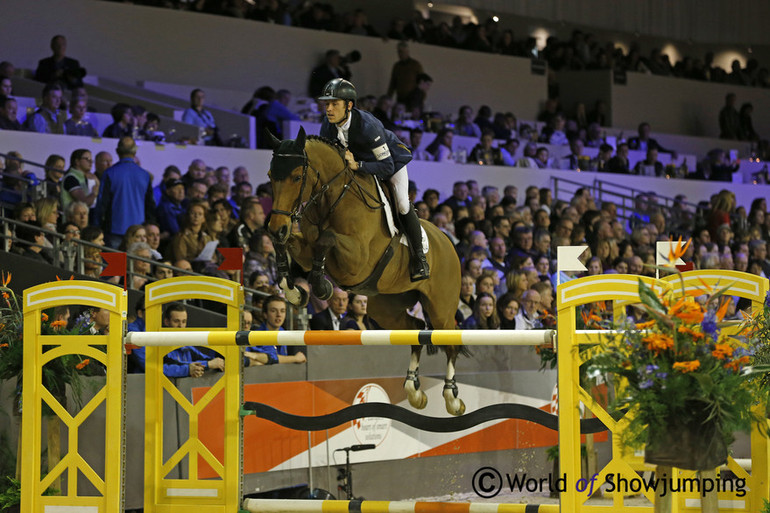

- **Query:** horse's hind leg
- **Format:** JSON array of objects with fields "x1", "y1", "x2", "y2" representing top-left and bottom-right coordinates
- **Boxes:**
[
  {"x1": 308, "y1": 230, "x2": 335, "y2": 300},
  {"x1": 405, "y1": 346, "x2": 428, "y2": 409},
  {"x1": 442, "y1": 346, "x2": 465, "y2": 416}
]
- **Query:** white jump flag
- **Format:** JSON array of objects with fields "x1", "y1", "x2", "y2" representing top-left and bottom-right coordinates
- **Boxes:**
[{"x1": 556, "y1": 245, "x2": 588, "y2": 287}]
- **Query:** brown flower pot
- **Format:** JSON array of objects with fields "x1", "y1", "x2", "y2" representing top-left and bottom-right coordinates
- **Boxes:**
[{"x1": 644, "y1": 404, "x2": 727, "y2": 471}]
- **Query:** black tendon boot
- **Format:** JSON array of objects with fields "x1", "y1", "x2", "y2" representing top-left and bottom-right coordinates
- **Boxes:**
[{"x1": 400, "y1": 206, "x2": 430, "y2": 281}]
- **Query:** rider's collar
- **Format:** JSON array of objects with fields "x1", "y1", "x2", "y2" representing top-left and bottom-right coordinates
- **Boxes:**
[{"x1": 336, "y1": 111, "x2": 352, "y2": 131}]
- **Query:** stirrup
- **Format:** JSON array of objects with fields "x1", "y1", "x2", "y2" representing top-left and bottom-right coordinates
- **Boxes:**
[{"x1": 410, "y1": 256, "x2": 430, "y2": 282}]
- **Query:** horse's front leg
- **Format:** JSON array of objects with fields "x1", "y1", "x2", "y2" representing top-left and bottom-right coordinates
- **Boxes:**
[
  {"x1": 308, "y1": 229, "x2": 336, "y2": 301},
  {"x1": 443, "y1": 346, "x2": 465, "y2": 416},
  {"x1": 274, "y1": 240, "x2": 308, "y2": 307},
  {"x1": 404, "y1": 345, "x2": 428, "y2": 409}
]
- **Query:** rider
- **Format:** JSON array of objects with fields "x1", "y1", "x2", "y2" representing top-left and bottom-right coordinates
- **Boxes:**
[{"x1": 318, "y1": 78, "x2": 430, "y2": 281}]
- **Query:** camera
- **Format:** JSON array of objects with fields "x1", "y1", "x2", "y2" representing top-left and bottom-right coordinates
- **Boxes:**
[{"x1": 340, "y1": 50, "x2": 361, "y2": 65}]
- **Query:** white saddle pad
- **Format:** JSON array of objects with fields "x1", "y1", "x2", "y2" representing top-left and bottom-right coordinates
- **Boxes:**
[{"x1": 373, "y1": 179, "x2": 429, "y2": 254}]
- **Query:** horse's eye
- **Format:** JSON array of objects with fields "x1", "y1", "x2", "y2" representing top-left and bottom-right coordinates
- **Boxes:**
[{"x1": 293, "y1": 175, "x2": 301, "y2": 183}]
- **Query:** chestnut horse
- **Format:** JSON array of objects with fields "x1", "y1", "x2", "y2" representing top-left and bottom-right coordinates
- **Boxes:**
[{"x1": 266, "y1": 128, "x2": 466, "y2": 415}]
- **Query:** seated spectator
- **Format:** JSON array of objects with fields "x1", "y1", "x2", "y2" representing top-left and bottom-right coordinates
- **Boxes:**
[
  {"x1": 62, "y1": 149, "x2": 99, "y2": 212},
  {"x1": 245, "y1": 295, "x2": 306, "y2": 365},
  {"x1": 262, "y1": 89, "x2": 300, "y2": 139},
  {"x1": 469, "y1": 130, "x2": 503, "y2": 165},
  {"x1": 130, "y1": 105, "x2": 148, "y2": 139},
  {"x1": 0, "y1": 96, "x2": 21, "y2": 131},
  {"x1": 80, "y1": 226, "x2": 105, "y2": 278},
  {"x1": 499, "y1": 138, "x2": 520, "y2": 166},
  {"x1": 64, "y1": 201, "x2": 89, "y2": 230},
  {"x1": 590, "y1": 143, "x2": 613, "y2": 172},
  {"x1": 309, "y1": 287, "x2": 348, "y2": 330},
  {"x1": 43, "y1": 154, "x2": 66, "y2": 197},
  {"x1": 229, "y1": 181, "x2": 253, "y2": 219},
  {"x1": 515, "y1": 289, "x2": 541, "y2": 330},
  {"x1": 153, "y1": 260, "x2": 174, "y2": 280},
  {"x1": 455, "y1": 105, "x2": 481, "y2": 138},
  {"x1": 539, "y1": 113, "x2": 568, "y2": 145},
  {"x1": 461, "y1": 292, "x2": 499, "y2": 329},
  {"x1": 409, "y1": 128, "x2": 432, "y2": 161},
  {"x1": 170, "y1": 201, "x2": 213, "y2": 264},
  {"x1": 25, "y1": 83, "x2": 65, "y2": 134},
  {"x1": 34, "y1": 35, "x2": 85, "y2": 89},
  {"x1": 14, "y1": 223, "x2": 53, "y2": 264},
  {"x1": 64, "y1": 98, "x2": 98, "y2": 137},
  {"x1": 245, "y1": 229, "x2": 278, "y2": 284},
  {"x1": 0, "y1": 77, "x2": 11, "y2": 96},
  {"x1": 183, "y1": 89, "x2": 220, "y2": 145},
  {"x1": 690, "y1": 149, "x2": 740, "y2": 181},
  {"x1": 182, "y1": 159, "x2": 207, "y2": 188},
  {"x1": 560, "y1": 138, "x2": 587, "y2": 170},
  {"x1": 607, "y1": 142, "x2": 630, "y2": 174},
  {"x1": 585, "y1": 123, "x2": 603, "y2": 148},
  {"x1": 102, "y1": 103, "x2": 133, "y2": 139},
  {"x1": 628, "y1": 122, "x2": 670, "y2": 153},
  {"x1": 424, "y1": 128, "x2": 454, "y2": 162},
  {"x1": 152, "y1": 165, "x2": 181, "y2": 208},
  {"x1": 372, "y1": 95, "x2": 397, "y2": 131},
  {"x1": 497, "y1": 292, "x2": 520, "y2": 329},
  {"x1": 126, "y1": 241, "x2": 153, "y2": 290},
  {"x1": 187, "y1": 179, "x2": 208, "y2": 201},
  {"x1": 633, "y1": 147, "x2": 664, "y2": 177},
  {"x1": 533, "y1": 146, "x2": 552, "y2": 169},
  {"x1": 227, "y1": 199, "x2": 265, "y2": 254},
  {"x1": 341, "y1": 293, "x2": 381, "y2": 330}
]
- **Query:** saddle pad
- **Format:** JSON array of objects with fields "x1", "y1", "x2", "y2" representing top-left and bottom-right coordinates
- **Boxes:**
[{"x1": 373, "y1": 179, "x2": 429, "y2": 254}]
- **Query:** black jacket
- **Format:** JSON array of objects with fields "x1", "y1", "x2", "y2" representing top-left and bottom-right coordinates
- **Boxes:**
[{"x1": 320, "y1": 108, "x2": 412, "y2": 180}]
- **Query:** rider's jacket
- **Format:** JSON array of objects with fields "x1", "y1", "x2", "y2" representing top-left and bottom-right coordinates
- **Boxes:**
[{"x1": 320, "y1": 108, "x2": 412, "y2": 179}]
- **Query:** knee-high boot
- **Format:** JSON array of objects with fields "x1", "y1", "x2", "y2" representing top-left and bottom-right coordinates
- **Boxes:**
[{"x1": 400, "y1": 205, "x2": 430, "y2": 282}]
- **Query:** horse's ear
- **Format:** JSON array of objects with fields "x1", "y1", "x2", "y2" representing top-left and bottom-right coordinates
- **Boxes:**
[
  {"x1": 296, "y1": 126, "x2": 307, "y2": 150},
  {"x1": 264, "y1": 127, "x2": 281, "y2": 150}
]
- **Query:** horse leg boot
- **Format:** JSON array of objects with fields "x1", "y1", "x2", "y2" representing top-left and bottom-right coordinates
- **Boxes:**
[
  {"x1": 400, "y1": 206, "x2": 430, "y2": 282},
  {"x1": 443, "y1": 347, "x2": 465, "y2": 416},
  {"x1": 275, "y1": 243, "x2": 309, "y2": 306},
  {"x1": 309, "y1": 230, "x2": 335, "y2": 301},
  {"x1": 404, "y1": 346, "x2": 428, "y2": 409}
]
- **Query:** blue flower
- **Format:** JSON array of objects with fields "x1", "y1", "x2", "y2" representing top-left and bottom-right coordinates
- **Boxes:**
[
  {"x1": 702, "y1": 311, "x2": 719, "y2": 338},
  {"x1": 645, "y1": 364, "x2": 659, "y2": 374},
  {"x1": 639, "y1": 379, "x2": 654, "y2": 389},
  {"x1": 765, "y1": 290, "x2": 770, "y2": 307},
  {"x1": 655, "y1": 372, "x2": 668, "y2": 379},
  {"x1": 733, "y1": 346, "x2": 753, "y2": 358}
]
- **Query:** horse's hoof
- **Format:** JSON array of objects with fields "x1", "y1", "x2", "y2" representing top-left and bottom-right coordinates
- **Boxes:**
[
  {"x1": 445, "y1": 398, "x2": 465, "y2": 416},
  {"x1": 312, "y1": 277, "x2": 333, "y2": 301},
  {"x1": 408, "y1": 390, "x2": 428, "y2": 409}
]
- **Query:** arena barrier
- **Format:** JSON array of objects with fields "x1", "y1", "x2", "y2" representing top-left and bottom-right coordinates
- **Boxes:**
[
  {"x1": 557, "y1": 270, "x2": 770, "y2": 512},
  {"x1": 21, "y1": 272, "x2": 770, "y2": 513}
]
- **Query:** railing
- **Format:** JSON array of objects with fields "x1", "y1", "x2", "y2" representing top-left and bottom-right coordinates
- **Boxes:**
[{"x1": 0, "y1": 216, "x2": 305, "y2": 328}]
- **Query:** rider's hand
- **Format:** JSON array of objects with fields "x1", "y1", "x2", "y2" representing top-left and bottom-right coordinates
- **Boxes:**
[{"x1": 345, "y1": 150, "x2": 359, "y2": 170}]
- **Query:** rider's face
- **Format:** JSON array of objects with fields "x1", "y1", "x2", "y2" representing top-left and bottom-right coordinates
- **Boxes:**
[{"x1": 325, "y1": 99, "x2": 349, "y2": 125}]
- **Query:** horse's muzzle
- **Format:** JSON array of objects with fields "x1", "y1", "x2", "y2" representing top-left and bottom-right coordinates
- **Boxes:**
[{"x1": 272, "y1": 223, "x2": 290, "y2": 244}]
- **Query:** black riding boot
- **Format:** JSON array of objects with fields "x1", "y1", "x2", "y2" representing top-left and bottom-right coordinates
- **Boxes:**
[{"x1": 400, "y1": 206, "x2": 430, "y2": 282}]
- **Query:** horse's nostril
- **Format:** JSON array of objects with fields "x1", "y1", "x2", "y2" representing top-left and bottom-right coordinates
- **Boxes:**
[{"x1": 278, "y1": 225, "x2": 289, "y2": 240}]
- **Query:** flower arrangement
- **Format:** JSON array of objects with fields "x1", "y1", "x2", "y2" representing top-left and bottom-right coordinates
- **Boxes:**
[
  {"x1": 0, "y1": 272, "x2": 96, "y2": 413},
  {"x1": 587, "y1": 240, "x2": 770, "y2": 470}
]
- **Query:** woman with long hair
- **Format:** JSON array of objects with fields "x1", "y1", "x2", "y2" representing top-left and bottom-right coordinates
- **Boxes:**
[
  {"x1": 119, "y1": 224, "x2": 147, "y2": 251},
  {"x1": 341, "y1": 293, "x2": 381, "y2": 330},
  {"x1": 707, "y1": 190, "x2": 735, "y2": 240},
  {"x1": 424, "y1": 128, "x2": 455, "y2": 162},
  {"x1": 171, "y1": 201, "x2": 213, "y2": 264},
  {"x1": 497, "y1": 292, "x2": 520, "y2": 329},
  {"x1": 457, "y1": 273, "x2": 476, "y2": 322},
  {"x1": 461, "y1": 292, "x2": 500, "y2": 329}
]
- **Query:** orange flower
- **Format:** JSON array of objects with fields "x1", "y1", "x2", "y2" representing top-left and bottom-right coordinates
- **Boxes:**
[
  {"x1": 711, "y1": 343, "x2": 734, "y2": 360},
  {"x1": 666, "y1": 236, "x2": 692, "y2": 266},
  {"x1": 41, "y1": 313, "x2": 48, "y2": 322},
  {"x1": 715, "y1": 298, "x2": 731, "y2": 322},
  {"x1": 643, "y1": 333, "x2": 674, "y2": 353},
  {"x1": 636, "y1": 320, "x2": 656, "y2": 329},
  {"x1": 668, "y1": 297, "x2": 704, "y2": 324},
  {"x1": 1, "y1": 292, "x2": 8, "y2": 301},
  {"x1": 621, "y1": 360, "x2": 632, "y2": 369},
  {"x1": 75, "y1": 359, "x2": 91, "y2": 370},
  {"x1": 1, "y1": 271, "x2": 10, "y2": 287},
  {"x1": 0, "y1": 343, "x2": 8, "y2": 348},
  {"x1": 673, "y1": 360, "x2": 701, "y2": 373},
  {"x1": 677, "y1": 325, "x2": 704, "y2": 340},
  {"x1": 725, "y1": 356, "x2": 750, "y2": 372},
  {"x1": 50, "y1": 320, "x2": 68, "y2": 330}
]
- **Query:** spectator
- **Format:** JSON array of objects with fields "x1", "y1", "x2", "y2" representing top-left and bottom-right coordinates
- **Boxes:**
[
  {"x1": 424, "y1": 128, "x2": 454, "y2": 162},
  {"x1": 590, "y1": 143, "x2": 613, "y2": 172},
  {"x1": 245, "y1": 295, "x2": 306, "y2": 365},
  {"x1": 182, "y1": 89, "x2": 219, "y2": 145},
  {"x1": 341, "y1": 293, "x2": 381, "y2": 330},
  {"x1": 64, "y1": 97, "x2": 98, "y2": 137},
  {"x1": 408, "y1": 128, "x2": 431, "y2": 161},
  {"x1": 182, "y1": 159, "x2": 207, "y2": 188},
  {"x1": 372, "y1": 95, "x2": 397, "y2": 131},
  {"x1": 61, "y1": 149, "x2": 99, "y2": 213},
  {"x1": 499, "y1": 138, "x2": 520, "y2": 166},
  {"x1": 309, "y1": 287, "x2": 348, "y2": 330},
  {"x1": 125, "y1": 241, "x2": 153, "y2": 290},
  {"x1": 93, "y1": 151, "x2": 113, "y2": 179},
  {"x1": 34, "y1": 35, "x2": 85, "y2": 89},
  {"x1": 25, "y1": 83, "x2": 65, "y2": 134},
  {"x1": 102, "y1": 103, "x2": 133, "y2": 139},
  {"x1": 64, "y1": 201, "x2": 89, "y2": 230},
  {"x1": 461, "y1": 291, "x2": 499, "y2": 329},
  {"x1": 455, "y1": 105, "x2": 481, "y2": 138},
  {"x1": 607, "y1": 142, "x2": 631, "y2": 174},
  {"x1": 561, "y1": 138, "x2": 586, "y2": 170},
  {"x1": 738, "y1": 103, "x2": 759, "y2": 141},
  {"x1": 0, "y1": 77, "x2": 11, "y2": 96},
  {"x1": 156, "y1": 178, "x2": 186, "y2": 236},
  {"x1": 170, "y1": 200, "x2": 213, "y2": 263},
  {"x1": 498, "y1": 292, "x2": 520, "y2": 329},
  {"x1": 42, "y1": 154, "x2": 66, "y2": 197},
  {"x1": 227, "y1": 200, "x2": 265, "y2": 254},
  {"x1": 469, "y1": 130, "x2": 503, "y2": 166},
  {"x1": 628, "y1": 122, "x2": 670, "y2": 153},
  {"x1": 387, "y1": 42, "x2": 424, "y2": 105},
  {"x1": 118, "y1": 224, "x2": 148, "y2": 252},
  {"x1": 308, "y1": 49, "x2": 351, "y2": 98},
  {"x1": 15, "y1": 223, "x2": 53, "y2": 264},
  {"x1": 0, "y1": 96, "x2": 21, "y2": 131},
  {"x1": 515, "y1": 289, "x2": 541, "y2": 330},
  {"x1": 262, "y1": 89, "x2": 300, "y2": 139},
  {"x1": 719, "y1": 93, "x2": 741, "y2": 140},
  {"x1": 403, "y1": 73, "x2": 432, "y2": 117},
  {"x1": 93, "y1": 136, "x2": 156, "y2": 248},
  {"x1": 633, "y1": 147, "x2": 664, "y2": 177}
]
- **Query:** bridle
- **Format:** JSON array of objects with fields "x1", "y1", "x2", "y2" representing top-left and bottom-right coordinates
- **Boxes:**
[{"x1": 270, "y1": 146, "x2": 384, "y2": 227}]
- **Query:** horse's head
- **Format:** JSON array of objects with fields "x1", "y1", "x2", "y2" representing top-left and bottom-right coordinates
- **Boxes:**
[{"x1": 266, "y1": 126, "x2": 308, "y2": 244}]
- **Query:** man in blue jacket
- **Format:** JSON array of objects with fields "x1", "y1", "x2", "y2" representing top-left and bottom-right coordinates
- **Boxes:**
[
  {"x1": 94, "y1": 136, "x2": 156, "y2": 248},
  {"x1": 318, "y1": 78, "x2": 429, "y2": 281}
]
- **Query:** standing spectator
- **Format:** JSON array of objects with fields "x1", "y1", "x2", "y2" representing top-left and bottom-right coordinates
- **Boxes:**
[
  {"x1": 65, "y1": 97, "x2": 98, "y2": 137},
  {"x1": 0, "y1": 96, "x2": 22, "y2": 131},
  {"x1": 308, "y1": 49, "x2": 351, "y2": 98},
  {"x1": 34, "y1": 35, "x2": 85, "y2": 89},
  {"x1": 61, "y1": 149, "x2": 99, "y2": 213},
  {"x1": 262, "y1": 89, "x2": 299, "y2": 139},
  {"x1": 719, "y1": 93, "x2": 741, "y2": 140},
  {"x1": 102, "y1": 103, "x2": 133, "y2": 139},
  {"x1": 93, "y1": 136, "x2": 156, "y2": 248},
  {"x1": 25, "y1": 83, "x2": 65, "y2": 134},
  {"x1": 156, "y1": 178, "x2": 186, "y2": 237},
  {"x1": 93, "y1": 151, "x2": 113, "y2": 179},
  {"x1": 403, "y1": 73, "x2": 432, "y2": 117},
  {"x1": 387, "y1": 42, "x2": 424, "y2": 105},
  {"x1": 182, "y1": 89, "x2": 219, "y2": 145},
  {"x1": 738, "y1": 103, "x2": 759, "y2": 142}
]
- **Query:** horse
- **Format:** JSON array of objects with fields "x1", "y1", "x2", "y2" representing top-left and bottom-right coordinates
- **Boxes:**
[{"x1": 265, "y1": 127, "x2": 467, "y2": 415}]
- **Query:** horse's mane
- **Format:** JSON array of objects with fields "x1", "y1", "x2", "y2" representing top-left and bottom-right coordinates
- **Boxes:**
[{"x1": 306, "y1": 134, "x2": 345, "y2": 156}]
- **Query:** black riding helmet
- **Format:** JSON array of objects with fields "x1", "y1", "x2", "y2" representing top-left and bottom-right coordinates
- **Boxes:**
[{"x1": 318, "y1": 78, "x2": 357, "y2": 105}]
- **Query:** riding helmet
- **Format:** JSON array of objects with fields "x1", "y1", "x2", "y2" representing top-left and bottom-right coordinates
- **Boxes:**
[{"x1": 318, "y1": 78, "x2": 357, "y2": 104}]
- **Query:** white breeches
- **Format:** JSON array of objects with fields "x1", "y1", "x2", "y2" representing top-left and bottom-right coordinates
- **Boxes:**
[{"x1": 390, "y1": 165, "x2": 410, "y2": 214}]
